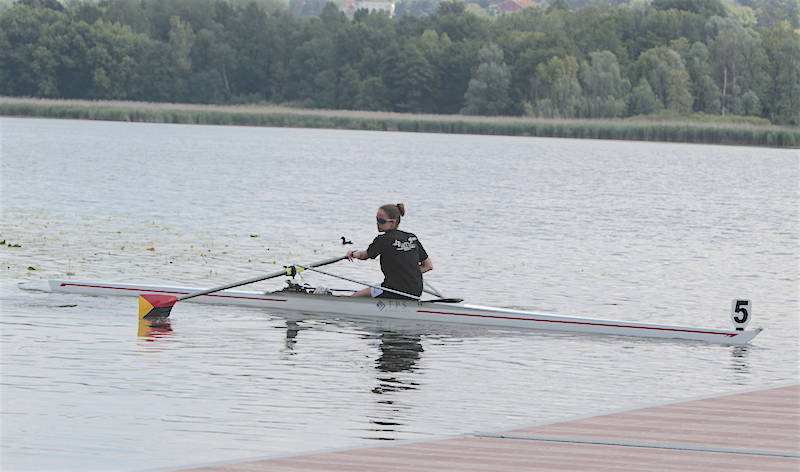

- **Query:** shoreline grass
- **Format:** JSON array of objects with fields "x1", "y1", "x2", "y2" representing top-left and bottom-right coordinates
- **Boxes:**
[{"x1": 1, "y1": 97, "x2": 798, "y2": 148}]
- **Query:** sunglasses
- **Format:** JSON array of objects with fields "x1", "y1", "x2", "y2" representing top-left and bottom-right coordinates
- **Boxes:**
[{"x1": 376, "y1": 217, "x2": 396, "y2": 224}]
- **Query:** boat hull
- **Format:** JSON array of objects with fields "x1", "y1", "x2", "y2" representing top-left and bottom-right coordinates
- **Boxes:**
[{"x1": 42, "y1": 280, "x2": 761, "y2": 345}]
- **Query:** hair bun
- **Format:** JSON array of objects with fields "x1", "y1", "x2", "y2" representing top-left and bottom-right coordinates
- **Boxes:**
[{"x1": 396, "y1": 203, "x2": 405, "y2": 216}]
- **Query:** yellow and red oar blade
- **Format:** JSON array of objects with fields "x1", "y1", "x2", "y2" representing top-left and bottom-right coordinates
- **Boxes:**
[{"x1": 138, "y1": 294, "x2": 178, "y2": 321}]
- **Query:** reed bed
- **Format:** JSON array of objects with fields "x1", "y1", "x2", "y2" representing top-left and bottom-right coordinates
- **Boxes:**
[{"x1": 2, "y1": 97, "x2": 797, "y2": 148}]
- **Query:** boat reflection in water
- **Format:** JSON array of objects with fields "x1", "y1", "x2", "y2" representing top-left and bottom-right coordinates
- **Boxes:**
[{"x1": 729, "y1": 345, "x2": 751, "y2": 374}]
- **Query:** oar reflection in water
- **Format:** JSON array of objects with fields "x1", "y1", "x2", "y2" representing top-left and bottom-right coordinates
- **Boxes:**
[{"x1": 137, "y1": 317, "x2": 173, "y2": 339}]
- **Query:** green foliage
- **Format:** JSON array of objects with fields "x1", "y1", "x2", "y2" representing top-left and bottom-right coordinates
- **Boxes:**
[
  {"x1": 580, "y1": 50, "x2": 629, "y2": 117},
  {"x1": 754, "y1": 0, "x2": 800, "y2": 28},
  {"x1": 652, "y1": 0, "x2": 727, "y2": 18},
  {"x1": 628, "y1": 78, "x2": 663, "y2": 115},
  {"x1": 635, "y1": 46, "x2": 693, "y2": 113},
  {"x1": 760, "y1": 22, "x2": 800, "y2": 125},
  {"x1": 461, "y1": 43, "x2": 511, "y2": 115},
  {"x1": 529, "y1": 55, "x2": 583, "y2": 118},
  {"x1": 0, "y1": 0, "x2": 796, "y2": 126},
  {"x1": 711, "y1": 23, "x2": 769, "y2": 116}
]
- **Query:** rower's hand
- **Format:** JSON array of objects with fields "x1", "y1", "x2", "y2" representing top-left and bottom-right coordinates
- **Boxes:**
[{"x1": 346, "y1": 250, "x2": 356, "y2": 261}]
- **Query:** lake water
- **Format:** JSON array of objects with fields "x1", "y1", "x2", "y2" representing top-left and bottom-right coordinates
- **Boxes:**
[{"x1": 1, "y1": 117, "x2": 798, "y2": 471}]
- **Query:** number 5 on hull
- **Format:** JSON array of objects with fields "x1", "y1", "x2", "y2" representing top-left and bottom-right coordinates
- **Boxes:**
[{"x1": 731, "y1": 299, "x2": 752, "y2": 331}]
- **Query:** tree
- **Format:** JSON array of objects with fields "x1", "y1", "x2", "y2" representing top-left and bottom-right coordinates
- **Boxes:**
[
  {"x1": 565, "y1": 4, "x2": 627, "y2": 63},
  {"x1": 396, "y1": 0, "x2": 439, "y2": 17},
  {"x1": 711, "y1": 25, "x2": 768, "y2": 115},
  {"x1": 355, "y1": 76, "x2": 390, "y2": 110},
  {"x1": 319, "y1": 2, "x2": 347, "y2": 32},
  {"x1": 190, "y1": 28, "x2": 234, "y2": 103},
  {"x1": 761, "y1": 23, "x2": 800, "y2": 124},
  {"x1": 643, "y1": 9, "x2": 706, "y2": 46},
  {"x1": 0, "y1": 4, "x2": 72, "y2": 97},
  {"x1": 289, "y1": 0, "x2": 328, "y2": 17},
  {"x1": 337, "y1": 65, "x2": 360, "y2": 109},
  {"x1": 755, "y1": 0, "x2": 800, "y2": 28},
  {"x1": 636, "y1": 46, "x2": 693, "y2": 114},
  {"x1": 740, "y1": 90, "x2": 761, "y2": 116},
  {"x1": 529, "y1": 55, "x2": 583, "y2": 118},
  {"x1": 652, "y1": 0, "x2": 727, "y2": 18},
  {"x1": 461, "y1": 44, "x2": 511, "y2": 115},
  {"x1": 17, "y1": 0, "x2": 63, "y2": 11},
  {"x1": 628, "y1": 78, "x2": 663, "y2": 115},
  {"x1": 430, "y1": 40, "x2": 478, "y2": 113},
  {"x1": 432, "y1": 0, "x2": 490, "y2": 43},
  {"x1": 546, "y1": 0, "x2": 568, "y2": 14},
  {"x1": 84, "y1": 21, "x2": 148, "y2": 100},
  {"x1": 167, "y1": 15, "x2": 194, "y2": 101},
  {"x1": 381, "y1": 43, "x2": 434, "y2": 112},
  {"x1": 579, "y1": 50, "x2": 629, "y2": 117},
  {"x1": 684, "y1": 42, "x2": 720, "y2": 113},
  {"x1": 664, "y1": 68, "x2": 693, "y2": 114},
  {"x1": 0, "y1": 0, "x2": 794, "y2": 125},
  {"x1": 104, "y1": 0, "x2": 151, "y2": 35}
]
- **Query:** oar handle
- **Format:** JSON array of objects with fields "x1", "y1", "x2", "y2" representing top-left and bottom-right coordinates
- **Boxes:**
[{"x1": 178, "y1": 255, "x2": 347, "y2": 301}]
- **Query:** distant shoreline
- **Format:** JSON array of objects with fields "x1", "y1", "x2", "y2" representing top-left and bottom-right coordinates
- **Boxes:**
[{"x1": 1, "y1": 97, "x2": 797, "y2": 148}]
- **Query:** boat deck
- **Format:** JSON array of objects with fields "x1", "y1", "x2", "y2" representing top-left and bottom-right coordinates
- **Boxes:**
[{"x1": 177, "y1": 384, "x2": 799, "y2": 471}]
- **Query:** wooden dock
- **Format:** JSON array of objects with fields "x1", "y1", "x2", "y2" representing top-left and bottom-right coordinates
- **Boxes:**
[{"x1": 180, "y1": 384, "x2": 799, "y2": 471}]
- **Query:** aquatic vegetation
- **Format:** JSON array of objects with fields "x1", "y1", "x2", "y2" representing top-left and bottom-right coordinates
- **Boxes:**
[{"x1": 1, "y1": 98, "x2": 797, "y2": 148}]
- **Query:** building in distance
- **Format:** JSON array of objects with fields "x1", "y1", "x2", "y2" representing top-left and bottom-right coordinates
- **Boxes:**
[
  {"x1": 342, "y1": 0, "x2": 396, "y2": 18},
  {"x1": 489, "y1": 0, "x2": 535, "y2": 15}
]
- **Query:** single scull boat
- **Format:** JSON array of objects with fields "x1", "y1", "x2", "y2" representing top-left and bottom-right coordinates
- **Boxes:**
[{"x1": 32, "y1": 278, "x2": 762, "y2": 345}]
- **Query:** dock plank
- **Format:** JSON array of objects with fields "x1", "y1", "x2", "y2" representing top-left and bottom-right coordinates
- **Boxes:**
[{"x1": 179, "y1": 384, "x2": 800, "y2": 472}]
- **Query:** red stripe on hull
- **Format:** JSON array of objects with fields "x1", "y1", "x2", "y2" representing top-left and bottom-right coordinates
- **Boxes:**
[{"x1": 416, "y1": 309, "x2": 737, "y2": 337}]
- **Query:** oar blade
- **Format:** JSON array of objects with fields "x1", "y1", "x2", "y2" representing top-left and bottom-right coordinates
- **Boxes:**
[{"x1": 138, "y1": 293, "x2": 178, "y2": 320}]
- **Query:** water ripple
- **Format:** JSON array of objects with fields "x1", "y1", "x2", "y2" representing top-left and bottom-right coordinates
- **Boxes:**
[{"x1": 1, "y1": 118, "x2": 797, "y2": 471}]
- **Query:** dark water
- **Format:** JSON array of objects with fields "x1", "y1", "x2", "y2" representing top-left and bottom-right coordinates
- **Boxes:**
[{"x1": 1, "y1": 117, "x2": 797, "y2": 471}]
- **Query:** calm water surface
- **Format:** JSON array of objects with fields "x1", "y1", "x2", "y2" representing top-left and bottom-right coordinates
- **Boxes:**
[{"x1": 1, "y1": 117, "x2": 798, "y2": 471}]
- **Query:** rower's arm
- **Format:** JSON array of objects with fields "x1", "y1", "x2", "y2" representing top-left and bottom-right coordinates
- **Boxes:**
[
  {"x1": 347, "y1": 250, "x2": 369, "y2": 261},
  {"x1": 420, "y1": 257, "x2": 433, "y2": 274}
]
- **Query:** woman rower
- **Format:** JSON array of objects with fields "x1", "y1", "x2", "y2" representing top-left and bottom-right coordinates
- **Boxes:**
[{"x1": 346, "y1": 203, "x2": 433, "y2": 299}]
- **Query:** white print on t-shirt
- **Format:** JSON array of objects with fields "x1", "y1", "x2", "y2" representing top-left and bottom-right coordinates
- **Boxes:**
[{"x1": 393, "y1": 237, "x2": 417, "y2": 252}]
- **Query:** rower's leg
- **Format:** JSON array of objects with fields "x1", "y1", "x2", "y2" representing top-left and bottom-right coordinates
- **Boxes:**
[{"x1": 351, "y1": 287, "x2": 371, "y2": 297}]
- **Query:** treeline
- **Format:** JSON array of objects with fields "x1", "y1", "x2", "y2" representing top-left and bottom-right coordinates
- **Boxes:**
[{"x1": 1, "y1": 0, "x2": 798, "y2": 125}]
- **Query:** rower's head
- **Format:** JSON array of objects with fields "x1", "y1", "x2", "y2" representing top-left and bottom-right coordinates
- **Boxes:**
[{"x1": 376, "y1": 203, "x2": 404, "y2": 232}]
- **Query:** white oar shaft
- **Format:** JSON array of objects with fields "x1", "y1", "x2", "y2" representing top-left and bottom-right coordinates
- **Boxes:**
[
  {"x1": 423, "y1": 280, "x2": 444, "y2": 298},
  {"x1": 299, "y1": 266, "x2": 422, "y2": 301},
  {"x1": 179, "y1": 255, "x2": 346, "y2": 301}
]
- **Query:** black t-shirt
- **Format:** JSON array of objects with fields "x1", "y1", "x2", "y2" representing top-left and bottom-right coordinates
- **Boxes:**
[{"x1": 367, "y1": 229, "x2": 429, "y2": 298}]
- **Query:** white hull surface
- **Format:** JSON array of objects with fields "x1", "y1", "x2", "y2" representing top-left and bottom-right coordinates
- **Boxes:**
[{"x1": 43, "y1": 280, "x2": 761, "y2": 345}]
